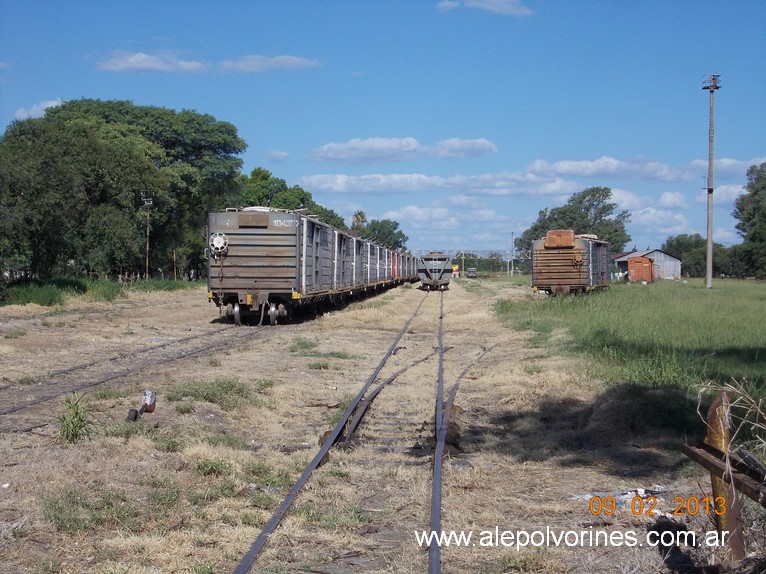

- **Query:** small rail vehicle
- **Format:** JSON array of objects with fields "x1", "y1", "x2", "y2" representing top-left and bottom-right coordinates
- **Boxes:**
[{"x1": 417, "y1": 251, "x2": 452, "y2": 291}]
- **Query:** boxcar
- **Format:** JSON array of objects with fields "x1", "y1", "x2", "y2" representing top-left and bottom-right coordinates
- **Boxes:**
[
  {"x1": 417, "y1": 251, "x2": 451, "y2": 291},
  {"x1": 207, "y1": 207, "x2": 417, "y2": 324},
  {"x1": 531, "y1": 230, "x2": 610, "y2": 295}
]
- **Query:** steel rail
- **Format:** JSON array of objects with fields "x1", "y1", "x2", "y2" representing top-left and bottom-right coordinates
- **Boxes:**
[
  {"x1": 340, "y1": 346, "x2": 451, "y2": 448},
  {"x1": 0, "y1": 325, "x2": 265, "y2": 420},
  {"x1": 428, "y1": 290, "x2": 447, "y2": 573},
  {"x1": 232, "y1": 292, "x2": 428, "y2": 574}
]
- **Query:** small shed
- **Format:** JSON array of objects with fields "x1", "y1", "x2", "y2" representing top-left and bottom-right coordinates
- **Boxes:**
[
  {"x1": 627, "y1": 256, "x2": 655, "y2": 282},
  {"x1": 612, "y1": 249, "x2": 681, "y2": 280}
]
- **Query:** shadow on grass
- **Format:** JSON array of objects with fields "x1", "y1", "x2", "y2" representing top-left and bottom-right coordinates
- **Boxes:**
[{"x1": 464, "y1": 382, "x2": 706, "y2": 478}]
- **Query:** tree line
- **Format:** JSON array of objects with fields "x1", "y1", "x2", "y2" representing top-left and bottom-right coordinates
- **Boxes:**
[
  {"x1": 1, "y1": 99, "x2": 763, "y2": 282},
  {"x1": 516, "y1": 170, "x2": 766, "y2": 279},
  {"x1": 0, "y1": 99, "x2": 407, "y2": 282}
]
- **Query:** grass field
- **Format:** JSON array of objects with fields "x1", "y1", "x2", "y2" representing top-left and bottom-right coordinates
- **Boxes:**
[
  {"x1": 0, "y1": 277, "x2": 199, "y2": 306},
  {"x1": 494, "y1": 277, "x2": 766, "y2": 448}
]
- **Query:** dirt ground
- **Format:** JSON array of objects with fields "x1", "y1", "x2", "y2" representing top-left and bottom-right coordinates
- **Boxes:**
[{"x1": 0, "y1": 279, "x2": 724, "y2": 573}]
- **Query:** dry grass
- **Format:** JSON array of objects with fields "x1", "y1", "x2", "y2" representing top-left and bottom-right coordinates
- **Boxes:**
[{"x1": 0, "y1": 281, "x2": 732, "y2": 573}]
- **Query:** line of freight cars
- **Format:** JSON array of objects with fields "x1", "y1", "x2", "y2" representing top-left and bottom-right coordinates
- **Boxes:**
[
  {"x1": 531, "y1": 229, "x2": 610, "y2": 295},
  {"x1": 207, "y1": 207, "x2": 419, "y2": 325}
]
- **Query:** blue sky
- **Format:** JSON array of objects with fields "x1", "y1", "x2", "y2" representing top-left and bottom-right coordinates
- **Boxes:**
[{"x1": 1, "y1": 0, "x2": 764, "y2": 253}]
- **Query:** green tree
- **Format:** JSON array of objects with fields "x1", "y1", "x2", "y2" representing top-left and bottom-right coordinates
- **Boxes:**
[
  {"x1": 234, "y1": 168, "x2": 347, "y2": 229},
  {"x1": 661, "y1": 233, "x2": 730, "y2": 277},
  {"x1": 360, "y1": 219, "x2": 408, "y2": 250},
  {"x1": 0, "y1": 115, "x2": 165, "y2": 277},
  {"x1": 518, "y1": 187, "x2": 631, "y2": 252},
  {"x1": 0, "y1": 99, "x2": 246, "y2": 279},
  {"x1": 733, "y1": 162, "x2": 766, "y2": 278},
  {"x1": 351, "y1": 210, "x2": 368, "y2": 233}
]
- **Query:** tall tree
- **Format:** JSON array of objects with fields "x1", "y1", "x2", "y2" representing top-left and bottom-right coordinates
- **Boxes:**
[
  {"x1": 0, "y1": 99, "x2": 246, "y2": 278},
  {"x1": 733, "y1": 163, "x2": 766, "y2": 278},
  {"x1": 518, "y1": 187, "x2": 631, "y2": 252},
  {"x1": 235, "y1": 168, "x2": 347, "y2": 229},
  {"x1": 661, "y1": 233, "x2": 728, "y2": 277},
  {"x1": 351, "y1": 210, "x2": 368, "y2": 233},
  {"x1": 361, "y1": 219, "x2": 408, "y2": 250}
]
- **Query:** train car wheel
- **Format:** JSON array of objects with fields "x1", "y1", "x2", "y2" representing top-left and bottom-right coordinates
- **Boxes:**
[
  {"x1": 233, "y1": 303, "x2": 242, "y2": 326},
  {"x1": 268, "y1": 302, "x2": 278, "y2": 326}
]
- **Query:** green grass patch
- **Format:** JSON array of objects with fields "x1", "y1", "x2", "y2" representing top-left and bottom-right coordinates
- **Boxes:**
[
  {"x1": 4, "y1": 328, "x2": 27, "y2": 339},
  {"x1": 289, "y1": 337, "x2": 355, "y2": 360},
  {"x1": 165, "y1": 377, "x2": 256, "y2": 411},
  {"x1": 196, "y1": 458, "x2": 232, "y2": 477},
  {"x1": 496, "y1": 279, "x2": 766, "y2": 392},
  {"x1": 145, "y1": 475, "x2": 181, "y2": 510},
  {"x1": 42, "y1": 485, "x2": 142, "y2": 534},
  {"x1": 1, "y1": 277, "x2": 198, "y2": 307},
  {"x1": 204, "y1": 431, "x2": 250, "y2": 450},
  {"x1": 242, "y1": 461, "x2": 292, "y2": 489},
  {"x1": 292, "y1": 503, "x2": 371, "y2": 529}
]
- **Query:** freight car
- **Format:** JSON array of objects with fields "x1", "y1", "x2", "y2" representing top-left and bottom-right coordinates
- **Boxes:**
[
  {"x1": 417, "y1": 251, "x2": 451, "y2": 291},
  {"x1": 207, "y1": 207, "x2": 418, "y2": 325},
  {"x1": 531, "y1": 229, "x2": 610, "y2": 295}
]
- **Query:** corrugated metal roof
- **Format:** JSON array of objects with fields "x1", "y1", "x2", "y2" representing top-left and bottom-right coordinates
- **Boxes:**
[{"x1": 611, "y1": 249, "x2": 679, "y2": 263}]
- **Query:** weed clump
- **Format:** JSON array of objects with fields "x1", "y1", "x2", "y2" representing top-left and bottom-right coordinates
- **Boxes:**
[{"x1": 57, "y1": 393, "x2": 96, "y2": 444}]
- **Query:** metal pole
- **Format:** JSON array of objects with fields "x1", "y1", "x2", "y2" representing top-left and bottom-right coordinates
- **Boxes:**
[
  {"x1": 703, "y1": 75, "x2": 720, "y2": 289},
  {"x1": 145, "y1": 205, "x2": 150, "y2": 279},
  {"x1": 510, "y1": 231, "x2": 514, "y2": 276},
  {"x1": 143, "y1": 194, "x2": 152, "y2": 280}
]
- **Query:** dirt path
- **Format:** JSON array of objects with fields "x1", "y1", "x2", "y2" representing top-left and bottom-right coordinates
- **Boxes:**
[{"x1": 0, "y1": 281, "x2": 709, "y2": 573}]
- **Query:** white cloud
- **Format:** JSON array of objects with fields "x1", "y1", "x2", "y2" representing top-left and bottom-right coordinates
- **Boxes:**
[
  {"x1": 714, "y1": 227, "x2": 740, "y2": 246},
  {"x1": 308, "y1": 136, "x2": 497, "y2": 163},
  {"x1": 428, "y1": 138, "x2": 497, "y2": 158},
  {"x1": 436, "y1": 0, "x2": 460, "y2": 10},
  {"x1": 437, "y1": 0, "x2": 533, "y2": 16},
  {"x1": 309, "y1": 137, "x2": 421, "y2": 163},
  {"x1": 265, "y1": 150, "x2": 289, "y2": 163},
  {"x1": 98, "y1": 50, "x2": 208, "y2": 73},
  {"x1": 382, "y1": 205, "x2": 461, "y2": 231},
  {"x1": 15, "y1": 98, "x2": 62, "y2": 119},
  {"x1": 632, "y1": 207, "x2": 689, "y2": 235},
  {"x1": 448, "y1": 194, "x2": 484, "y2": 207},
  {"x1": 659, "y1": 191, "x2": 686, "y2": 208},
  {"x1": 712, "y1": 183, "x2": 745, "y2": 202},
  {"x1": 695, "y1": 183, "x2": 746, "y2": 205},
  {"x1": 219, "y1": 55, "x2": 319, "y2": 73},
  {"x1": 610, "y1": 187, "x2": 643, "y2": 211},
  {"x1": 299, "y1": 172, "x2": 440, "y2": 193},
  {"x1": 529, "y1": 155, "x2": 688, "y2": 181},
  {"x1": 470, "y1": 208, "x2": 509, "y2": 222},
  {"x1": 300, "y1": 170, "x2": 577, "y2": 197},
  {"x1": 689, "y1": 157, "x2": 766, "y2": 178},
  {"x1": 383, "y1": 205, "x2": 450, "y2": 222}
]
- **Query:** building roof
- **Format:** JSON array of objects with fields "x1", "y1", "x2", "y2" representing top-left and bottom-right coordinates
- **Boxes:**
[{"x1": 611, "y1": 249, "x2": 679, "y2": 262}]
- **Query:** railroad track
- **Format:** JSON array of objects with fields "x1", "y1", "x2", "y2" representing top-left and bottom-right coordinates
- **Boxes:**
[
  {"x1": 233, "y1": 290, "x2": 497, "y2": 574},
  {"x1": 0, "y1": 323, "x2": 275, "y2": 433}
]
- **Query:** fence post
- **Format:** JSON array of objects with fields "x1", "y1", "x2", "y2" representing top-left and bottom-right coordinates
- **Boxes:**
[{"x1": 706, "y1": 391, "x2": 744, "y2": 560}]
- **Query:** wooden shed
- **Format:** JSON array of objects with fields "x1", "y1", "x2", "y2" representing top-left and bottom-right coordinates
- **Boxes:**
[{"x1": 627, "y1": 256, "x2": 655, "y2": 282}]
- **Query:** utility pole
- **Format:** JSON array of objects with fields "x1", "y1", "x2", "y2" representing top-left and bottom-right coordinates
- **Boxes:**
[
  {"x1": 510, "y1": 231, "x2": 515, "y2": 276},
  {"x1": 142, "y1": 193, "x2": 153, "y2": 279},
  {"x1": 703, "y1": 74, "x2": 720, "y2": 289}
]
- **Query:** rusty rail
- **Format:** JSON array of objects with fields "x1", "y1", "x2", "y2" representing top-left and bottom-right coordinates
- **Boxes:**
[
  {"x1": 682, "y1": 442, "x2": 766, "y2": 509},
  {"x1": 232, "y1": 292, "x2": 428, "y2": 574}
]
